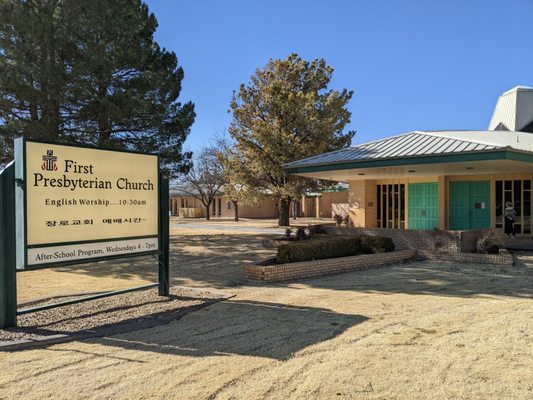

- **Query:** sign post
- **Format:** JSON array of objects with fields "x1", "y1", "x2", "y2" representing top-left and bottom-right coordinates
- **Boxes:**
[
  {"x1": 159, "y1": 176, "x2": 170, "y2": 296},
  {"x1": 0, "y1": 163, "x2": 17, "y2": 328}
]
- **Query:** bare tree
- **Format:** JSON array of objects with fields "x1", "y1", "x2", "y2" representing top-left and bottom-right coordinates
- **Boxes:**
[
  {"x1": 177, "y1": 146, "x2": 224, "y2": 220},
  {"x1": 215, "y1": 135, "x2": 263, "y2": 222}
]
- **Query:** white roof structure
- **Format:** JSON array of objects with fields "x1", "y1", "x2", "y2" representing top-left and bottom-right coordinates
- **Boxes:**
[
  {"x1": 488, "y1": 86, "x2": 533, "y2": 132},
  {"x1": 284, "y1": 86, "x2": 533, "y2": 181}
]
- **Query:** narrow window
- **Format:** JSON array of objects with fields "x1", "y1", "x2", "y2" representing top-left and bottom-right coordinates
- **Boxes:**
[
  {"x1": 376, "y1": 183, "x2": 405, "y2": 229},
  {"x1": 495, "y1": 181, "x2": 503, "y2": 228},
  {"x1": 377, "y1": 185, "x2": 382, "y2": 227}
]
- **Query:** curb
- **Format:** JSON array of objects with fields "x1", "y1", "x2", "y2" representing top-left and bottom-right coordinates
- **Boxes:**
[{"x1": 1, "y1": 291, "x2": 235, "y2": 352}]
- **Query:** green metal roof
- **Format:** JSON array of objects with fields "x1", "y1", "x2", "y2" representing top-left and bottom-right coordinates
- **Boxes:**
[
  {"x1": 284, "y1": 130, "x2": 533, "y2": 175},
  {"x1": 285, "y1": 148, "x2": 533, "y2": 175}
]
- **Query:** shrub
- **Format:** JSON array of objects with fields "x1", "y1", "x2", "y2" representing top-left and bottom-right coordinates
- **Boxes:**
[
  {"x1": 276, "y1": 235, "x2": 395, "y2": 264},
  {"x1": 333, "y1": 213, "x2": 344, "y2": 226},
  {"x1": 285, "y1": 228, "x2": 292, "y2": 239},
  {"x1": 476, "y1": 230, "x2": 499, "y2": 254},
  {"x1": 487, "y1": 244, "x2": 500, "y2": 255},
  {"x1": 308, "y1": 224, "x2": 326, "y2": 236},
  {"x1": 342, "y1": 214, "x2": 351, "y2": 226},
  {"x1": 277, "y1": 236, "x2": 360, "y2": 263},
  {"x1": 359, "y1": 236, "x2": 395, "y2": 254},
  {"x1": 295, "y1": 228, "x2": 307, "y2": 241}
]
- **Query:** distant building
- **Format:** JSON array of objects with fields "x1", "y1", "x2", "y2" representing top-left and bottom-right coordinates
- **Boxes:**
[
  {"x1": 285, "y1": 86, "x2": 533, "y2": 235},
  {"x1": 168, "y1": 189, "x2": 279, "y2": 218},
  {"x1": 169, "y1": 186, "x2": 348, "y2": 219}
]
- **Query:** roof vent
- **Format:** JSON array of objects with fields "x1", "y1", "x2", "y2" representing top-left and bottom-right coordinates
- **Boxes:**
[{"x1": 488, "y1": 86, "x2": 533, "y2": 133}]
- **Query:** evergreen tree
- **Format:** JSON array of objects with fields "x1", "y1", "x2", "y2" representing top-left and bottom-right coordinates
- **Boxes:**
[
  {"x1": 227, "y1": 54, "x2": 354, "y2": 226},
  {"x1": 0, "y1": 0, "x2": 194, "y2": 174}
]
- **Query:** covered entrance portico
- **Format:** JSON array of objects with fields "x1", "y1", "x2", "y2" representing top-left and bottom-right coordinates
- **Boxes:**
[
  {"x1": 284, "y1": 131, "x2": 533, "y2": 236},
  {"x1": 284, "y1": 87, "x2": 533, "y2": 244}
]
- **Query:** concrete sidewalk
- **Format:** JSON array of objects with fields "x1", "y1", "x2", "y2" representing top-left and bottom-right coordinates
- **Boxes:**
[{"x1": 171, "y1": 221, "x2": 286, "y2": 234}]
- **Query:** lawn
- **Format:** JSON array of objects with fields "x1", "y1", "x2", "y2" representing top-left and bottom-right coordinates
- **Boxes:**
[{"x1": 2, "y1": 223, "x2": 532, "y2": 399}]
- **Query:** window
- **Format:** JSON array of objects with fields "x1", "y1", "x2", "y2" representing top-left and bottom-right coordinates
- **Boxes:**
[
  {"x1": 376, "y1": 184, "x2": 405, "y2": 229},
  {"x1": 495, "y1": 179, "x2": 532, "y2": 235}
]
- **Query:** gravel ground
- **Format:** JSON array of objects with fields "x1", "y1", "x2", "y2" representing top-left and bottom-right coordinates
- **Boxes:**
[{"x1": 0, "y1": 287, "x2": 224, "y2": 343}]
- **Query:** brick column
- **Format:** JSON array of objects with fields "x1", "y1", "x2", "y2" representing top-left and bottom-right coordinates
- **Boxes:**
[
  {"x1": 348, "y1": 180, "x2": 377, "y2": 228},
  {"x1": 348, "y1": 180, "x2": 366, "y2": 227},
  {"x1": 364, "y1": 180, "x2": 377, "y2": 227},
  {"x1": 438, "y1": 176, "x2": 448, "y2": 229},
  {"x1": 315, "y1": 196, "x2": 321, "y2": 218}
]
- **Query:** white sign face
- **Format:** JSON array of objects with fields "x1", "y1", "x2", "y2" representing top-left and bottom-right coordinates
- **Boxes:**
[
  {"x1": 27, "y1": 237, "x2": 158, "y2": 266},
  {"x1": 16, "y1": 139, "x2": 160, "y2": 268}
]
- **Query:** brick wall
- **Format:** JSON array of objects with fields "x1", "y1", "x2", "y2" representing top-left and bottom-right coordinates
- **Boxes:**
[
  {"x1": 319, "y1": 191, "x2": 349, "y2": 218},
  {"x1": 244, "y1": 247, "x2": 513, "y2": 283},
  {"x1": 418, "y1": 249, "x2": 513, "y2": 266},
  {"x1": 243, "y1": 250, "x2": 416, "y2": 282},
  {"x1": 438, "y1": 176, "x2": 448, "y2": 229},
  {"x1": 364, "y1": 180, "x2": 378, "y2": 227},
  {"x1": 300, "y1": 196, "x2": 317, "y2": 217},
  {"x1": 223, "y1": 197, "x2": 279, "y2": 219},
  {"x1": 348, "y1": 181, "x2": 366, "y2": 227},
  {"x1": 169, "y1": 195, "x2": 279, "y2": 218},
  {"x1": 323, "y1": 226, "x2": 505, "y2": 253}
]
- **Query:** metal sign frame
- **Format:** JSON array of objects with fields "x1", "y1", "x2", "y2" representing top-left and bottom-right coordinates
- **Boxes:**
[
  {"x1": 15, "y1": 138, "x2": 161, "y2": 269},
  {"x1": 0, "y1": 140, "x2": 169, "y2": 328}
]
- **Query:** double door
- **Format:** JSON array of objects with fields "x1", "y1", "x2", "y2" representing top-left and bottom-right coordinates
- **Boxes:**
[
  {"x1": 449, "y1": 181, "x2": 490, "y2": 230},
  {"x1": 408, "y1": 183, "x2": 438, "y2": 230}
]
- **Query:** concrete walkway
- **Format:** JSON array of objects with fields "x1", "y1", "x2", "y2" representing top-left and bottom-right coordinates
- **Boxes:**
[{"x1": 171, "y1": 221, "x2": 286, "y2": 234}]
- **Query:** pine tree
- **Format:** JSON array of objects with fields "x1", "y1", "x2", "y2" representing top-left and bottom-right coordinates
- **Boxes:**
[
  {"x1": 0, "y1": 0, "x2": 194, "y2": 175},
  {"x1": 227, "y1": 54, "x2": 354, "y2": 226}
]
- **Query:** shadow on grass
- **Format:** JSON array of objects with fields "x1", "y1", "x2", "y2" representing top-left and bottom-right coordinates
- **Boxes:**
[
  {"x1": 17, "y1": 234, "x2": 277, "y2": 290},
  {"x1": 19, "y1": 235, "x2": 533, "y2": 299},
  {"x1": 92, "y1": 299, "x2": 367, "y2": 361},
  {"x1": 298, "y1": 254, "x2": 533, "y2": 299}
]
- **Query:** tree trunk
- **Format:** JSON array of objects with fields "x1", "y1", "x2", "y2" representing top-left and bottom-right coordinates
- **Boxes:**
[
  {"x1": 232, "y1": 200, "x2": 239, "y2": 222},
  {"x1": 97, "y1": 83, "x2": 112, "y2": 145},
  {"x1": 277, "y1": 197, "x2": 291, "y2": 227},
  {"x1": 205, "y1": 201, "x2": 211, "y2": 220}
]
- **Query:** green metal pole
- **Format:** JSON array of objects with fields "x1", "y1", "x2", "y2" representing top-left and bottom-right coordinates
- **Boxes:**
[
  {"x1": 158, "y1": 176, "x2": 170, "y2": 296},
  {"x1": 0, "y1": 163, "x2": 18, "y2": 328}
]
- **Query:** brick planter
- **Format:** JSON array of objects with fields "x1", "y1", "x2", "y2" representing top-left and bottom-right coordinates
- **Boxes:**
[
  {"x1": 323, "y1": 226, "x2": 506, "y2": 253},
  {"x1": 417, "y1": 249, "x2": 514, "y2": 266},
  {"x1": 243, "y1": 250, "x2": 417, "y2": 282}
]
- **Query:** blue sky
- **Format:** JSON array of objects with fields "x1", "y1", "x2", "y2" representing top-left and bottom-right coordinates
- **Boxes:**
[{"x1": 144, "y1": 0, "x2": 533, "y2": 152}]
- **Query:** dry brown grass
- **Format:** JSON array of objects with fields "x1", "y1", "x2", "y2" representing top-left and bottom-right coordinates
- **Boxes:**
[{"x1": 3, "y1": 225, "x2": 533, "y2": 399}]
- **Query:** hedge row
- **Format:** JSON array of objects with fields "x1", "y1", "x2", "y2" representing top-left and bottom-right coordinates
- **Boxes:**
[{"x1": 276, "y1": 235, "x2": 395, "y2": 264}]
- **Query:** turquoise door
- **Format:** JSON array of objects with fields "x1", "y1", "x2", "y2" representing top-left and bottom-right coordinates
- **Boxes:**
[
  {"x1": 449, "y1": 182, "x2": 470, "y2": 230},
  {"x1": 469, "y1": 181, "x2": 491, "y2": 229},
  {"x1": 408, "y1": 183, "x2": 438, "y2": 229},
  {"x1": 450, "y1": 181, "x2": 490, "y2": 230}
]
